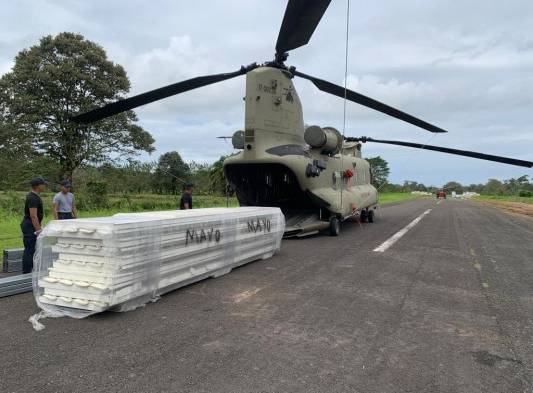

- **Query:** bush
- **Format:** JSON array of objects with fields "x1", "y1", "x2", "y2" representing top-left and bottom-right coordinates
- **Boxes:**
[
  {"x1": 85, "y1": 180, "x2": 108, "y2": 208},
  {"x1": 0, "y1": 191, "x2": 24, "y2": 215},
  {"x1": 518, "y1": 190, "x2": 532, "y2": 197}
]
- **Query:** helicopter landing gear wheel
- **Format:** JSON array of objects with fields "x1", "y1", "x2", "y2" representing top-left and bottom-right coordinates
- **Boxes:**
[
  {"x1": 329, "y1": 216, "x2": 340, "y2": 236},
  {"x1": 360, "y1": 209, "x2": 368, "y2": 223},
  {"x1": 368, "y1": 209, "x2": 374, "y2": 223}
]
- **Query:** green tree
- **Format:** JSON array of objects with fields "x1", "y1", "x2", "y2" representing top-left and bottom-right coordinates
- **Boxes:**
[
  {"x1": 466, "y1": 183, "x2": 484, "y2": 193},
  {"x1": 188, "y1": 161, "x2": 212, "y2": 193},
  {"x1": 86, "y1": 179, "x2": 108, "y2": 208},
  {"x1": 153, "y1": 151, "x2": 189, "y2": 194},
  {"x1": 401, "y1": 180, "x2": 422, "y2": 192},
  {"x1": 208, "y1": 156, "x2": 229, "y2": 196},
  {"x1": 517, "y1": 175, "x2": 533, "y2": 195},
  {"x1": 503, "y1": 175, "x2": 531, "y2": 195},
  {"x1": 0, "y1": 32, "x2": 155, "y2": 180},
  {"x1": 443, "y1": 181, "x2": 463, "y2": 193},
  {"x1": 483, "y1": 179, "x2": 504, "y2": 195},
  {"x1": 366, "y1": 156, "x2": 390, "y2": 188},
  {"x1": 0, "y1": 118, "x2": 33, "y2": 162},
  {"x1": 0, "y1": 88, "x2": 37, "y2": 189},
  {"x1": 123, "y1": 160, "x2": 155, "y2": 194},
  {"x1": 516, "y1": 175, "x2": 530, "y2": 184}
]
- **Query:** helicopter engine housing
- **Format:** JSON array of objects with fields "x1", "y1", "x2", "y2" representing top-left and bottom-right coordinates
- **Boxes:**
[
  {"x1": 304, "y1": 126, "x2": 342, "y2": 155},
  {"x1": 231, "y1": 130, "x2": 245, "y2": 149}
]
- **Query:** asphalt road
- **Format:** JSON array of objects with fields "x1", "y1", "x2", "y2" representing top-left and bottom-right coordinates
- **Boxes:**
[{"x1": 1, "y1": 199, "x2": 533, "y2": 393}]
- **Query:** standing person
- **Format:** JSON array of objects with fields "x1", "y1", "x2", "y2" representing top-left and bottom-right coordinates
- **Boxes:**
[
  {"x1": 21, "y1": 177, "x2": 46, "y2": 274},
  {"x1": 53, "y1": 180, "x2": 77, "y2": 220},
  {"x1": 179, "y1": 183, "x2": 194, "y2": 210}
]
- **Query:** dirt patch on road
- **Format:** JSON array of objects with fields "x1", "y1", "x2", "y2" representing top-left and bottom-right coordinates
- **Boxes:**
[{"x1": 478, "y1": 200, "x2": 533, "y2": 218}]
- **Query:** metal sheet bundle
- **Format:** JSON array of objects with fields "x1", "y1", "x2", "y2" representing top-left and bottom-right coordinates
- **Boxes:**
[
  {"x1": 2, "y1": 248, "x2": 23, "y2": 273},
  {"x1": 32, "y1": 207, "x2": 284, "y2": 319},
  {"x1": 0, "y1": 274, "x2": 32, "y2": 298}
]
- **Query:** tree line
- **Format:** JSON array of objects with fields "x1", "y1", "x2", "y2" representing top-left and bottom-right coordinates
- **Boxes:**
[
  {"x1": 1, "y1": 32, "x2": 530, "y2": 200},
  {"x1": 0, "y1": 149, "x2": 227, "y2": 195},
  {"x1": 359, "y1": 158, "x2": 531, "y2": 196},
  {"x1": 380, "y1": 177, "x2": 532, "y2": 197}
]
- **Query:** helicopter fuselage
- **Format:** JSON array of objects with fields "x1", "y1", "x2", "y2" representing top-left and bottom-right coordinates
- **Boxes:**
[{"x1": 224, "y1": 66, "x2": 378, "y2": 226}]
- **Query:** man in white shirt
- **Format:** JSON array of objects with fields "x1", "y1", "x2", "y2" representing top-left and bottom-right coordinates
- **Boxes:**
[{"x1": 53, "y1": 180, "x2": 77, "y2": 220}]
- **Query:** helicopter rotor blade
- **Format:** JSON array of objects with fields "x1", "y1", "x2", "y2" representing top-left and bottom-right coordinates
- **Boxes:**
[
  {"x1": 292, "y1": 69, "x2": 447, "y2": 134},
  {"x1": 275, "y1": 0, "x2": 331, "y2": 57},
  {"x1": 346, "y1": 136, "x2": 533, "y2": 168},
  {"x1": 71, "y1": 65, "x2": 256, "y2": 124}
]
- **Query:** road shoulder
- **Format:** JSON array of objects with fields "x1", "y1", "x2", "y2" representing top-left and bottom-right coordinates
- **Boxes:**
[{"x1": 473, "y1": 199, "x2": 533, "y2": 220}]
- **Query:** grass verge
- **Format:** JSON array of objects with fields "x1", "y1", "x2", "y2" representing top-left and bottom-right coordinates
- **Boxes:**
[
  {"x1": 473, "y1": 195, "x2": 533, "y2": 204},
  {"x1": 378, "y1": 192, "x2": 427, "y2": 204},
  {"x1": 0, "y1": 195, "x2": 238, "y2": 254},
  {"x1": 472, "y1": 195, "x2": 533, "y2": 218}
]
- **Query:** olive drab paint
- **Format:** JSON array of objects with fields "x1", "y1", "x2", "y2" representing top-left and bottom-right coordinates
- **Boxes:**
[{"x1": 224, "y1": 67, "x2": 378, "y2": 235}]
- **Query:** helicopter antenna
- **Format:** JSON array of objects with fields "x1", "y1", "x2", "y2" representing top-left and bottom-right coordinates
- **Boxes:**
[{"x1": 340, "y1": 0, "x2": 351, "y2": 210}]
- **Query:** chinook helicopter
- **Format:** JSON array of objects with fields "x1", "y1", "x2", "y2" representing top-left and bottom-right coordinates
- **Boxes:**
[{"x1": 73, "y1": 0, "x2": 532, "y2": 237}]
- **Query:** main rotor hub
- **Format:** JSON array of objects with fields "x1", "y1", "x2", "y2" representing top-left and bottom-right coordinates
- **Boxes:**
[{"x1": 274, "y1": 51, "x2": 288, "y2": 65}]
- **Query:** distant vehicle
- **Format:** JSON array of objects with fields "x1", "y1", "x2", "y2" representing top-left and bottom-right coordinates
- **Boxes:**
[{"x1": 437, "y1": 190, "x2": 447, "y2": 199}]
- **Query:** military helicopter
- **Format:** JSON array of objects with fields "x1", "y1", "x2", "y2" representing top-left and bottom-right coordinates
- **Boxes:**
[{"x1": 73, "y1": 0, "x2": 532, "y2": 237}]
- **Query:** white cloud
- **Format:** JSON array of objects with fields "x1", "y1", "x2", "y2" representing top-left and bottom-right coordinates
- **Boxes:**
[{"x1": 1, "y1": 0, "x2": 532, "y2": 185}]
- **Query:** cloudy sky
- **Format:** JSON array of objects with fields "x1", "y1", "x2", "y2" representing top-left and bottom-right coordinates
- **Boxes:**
[{"x1": 2, "y1": 0, "x2": 532, "y2": 186}]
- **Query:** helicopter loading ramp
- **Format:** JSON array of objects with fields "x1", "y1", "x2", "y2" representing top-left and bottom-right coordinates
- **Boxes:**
[{"x1": 283, "y1": 212, "x2": 330, "y2": 238}]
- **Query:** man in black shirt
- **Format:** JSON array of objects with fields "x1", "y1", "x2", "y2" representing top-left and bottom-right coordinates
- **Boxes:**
[
  {"x1": 179, "y1": 183, "x2": 194, "y2": 210},
  {"x1": 21, "y1": 177, "x2": 46, "y2": 273}
]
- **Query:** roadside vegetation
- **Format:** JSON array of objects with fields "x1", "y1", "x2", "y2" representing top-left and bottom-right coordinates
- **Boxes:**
[
  {"x1": 377, "y1": 192, "x2": 426, "y2": 204},
  {"x1": 473, "y1": 194, "x2": 533, "y2": 218},
  {"x1": 473, "y1": 194, "x2": 533, "y2": 204}
]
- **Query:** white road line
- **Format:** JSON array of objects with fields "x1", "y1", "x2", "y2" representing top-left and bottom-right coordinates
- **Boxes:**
[{"x1": 373, "y1": 209, "x2": 432, "y2": 252}]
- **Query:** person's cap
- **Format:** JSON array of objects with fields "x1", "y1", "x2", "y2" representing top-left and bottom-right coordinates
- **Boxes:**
[
  {"x1": 185, "y1": 182, "x2": 194, "y2": 188},
  {"x1": 30, "y1": 177, "x2": 47, "y2": 187},
  {"x1": 60, "y1": 180, "x2": 72, "y2": 188}
]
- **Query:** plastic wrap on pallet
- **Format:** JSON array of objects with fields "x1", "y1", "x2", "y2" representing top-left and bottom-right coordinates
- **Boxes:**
[{"x1": 30, "y1": 207, "x2": 284, "y2": 326}]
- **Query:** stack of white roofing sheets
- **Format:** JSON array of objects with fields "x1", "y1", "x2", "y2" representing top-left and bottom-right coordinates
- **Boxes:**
[{"x1": 33, "y1": 207, "x2": 284, "y2": 316}]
